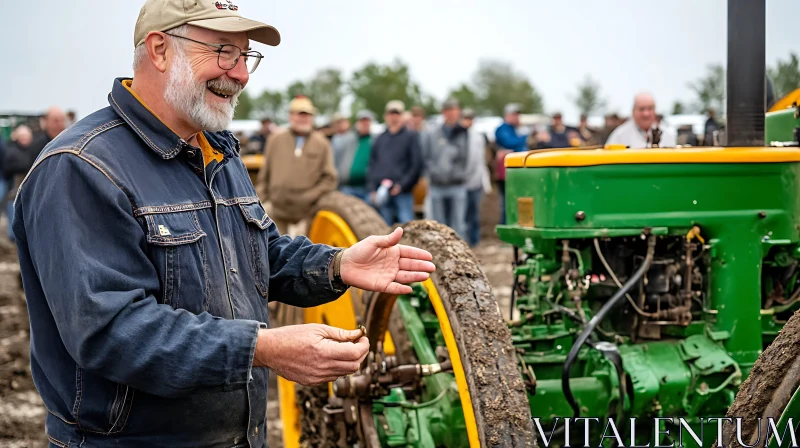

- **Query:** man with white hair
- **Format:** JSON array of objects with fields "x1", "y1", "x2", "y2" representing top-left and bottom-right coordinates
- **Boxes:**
[
  {"x1": 12, "y1": 1, "x2": 436, "y2": 446},
  {"x1": 606, "y1": 93, "x2": 676, "y2": 148}
]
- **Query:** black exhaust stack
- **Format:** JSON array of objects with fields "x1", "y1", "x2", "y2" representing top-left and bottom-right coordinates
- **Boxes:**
[{"x1": 725, "y1": 0, "x2": 766, "y2": 147}]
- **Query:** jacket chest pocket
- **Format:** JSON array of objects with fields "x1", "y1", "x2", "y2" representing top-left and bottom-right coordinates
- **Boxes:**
[
  {"x1": 143, "y1": 210, "x2": 209, "y2": 313},
  {"x1": 238, "y1": 202, "x2": 272, "y2": 299}
]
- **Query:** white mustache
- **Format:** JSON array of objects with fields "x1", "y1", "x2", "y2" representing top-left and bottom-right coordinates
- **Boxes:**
[{"x1": 207, "y1": 77, "x2": 243, "y2": 96}]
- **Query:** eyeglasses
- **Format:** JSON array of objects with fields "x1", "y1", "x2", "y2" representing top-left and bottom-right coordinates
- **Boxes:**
[{"x1": 164, "y1": 33, "x2": 263, "y2": 74}]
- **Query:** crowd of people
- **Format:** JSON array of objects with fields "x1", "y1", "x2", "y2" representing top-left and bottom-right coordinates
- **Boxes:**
[
  {"x1": 2, "y1": 92, "x2": 722, "y2": 249},
  {"x1": 0, "y1": 107, "x2": 71, "y2": 244},
  {"x1": 253, "y1": 95, "x2": 493, "y2": 246},
  {"x1": 249, "y1": 91, "x2": 724, "y2": 246}
]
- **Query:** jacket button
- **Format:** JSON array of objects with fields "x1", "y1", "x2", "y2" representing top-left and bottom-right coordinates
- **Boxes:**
[{"x1": 254, "y1": 426, "x2": 258, "y2": 436}]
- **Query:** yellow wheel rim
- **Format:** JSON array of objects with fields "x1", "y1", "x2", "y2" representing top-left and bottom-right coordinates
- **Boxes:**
[
  {"x1": 422, "y1": 279, "x2": 481, "y2": 447},
  {"x1": 278, "y1": 210, "x2": 395, "y2": 448}
]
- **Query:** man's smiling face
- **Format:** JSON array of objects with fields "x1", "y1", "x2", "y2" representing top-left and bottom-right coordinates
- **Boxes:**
[{"x1": 163, "y1": 26, "x2": 251, "y2": 131}]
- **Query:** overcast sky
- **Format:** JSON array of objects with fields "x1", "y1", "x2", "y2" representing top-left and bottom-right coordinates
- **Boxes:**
[{"x1": 2, "y1": 0, "x2": 798, "y2": 123}]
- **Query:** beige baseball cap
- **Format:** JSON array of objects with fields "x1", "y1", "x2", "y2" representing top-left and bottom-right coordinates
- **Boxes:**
[
  {"x1": 289, "y1": 96, "x2": 317, "y2": 115},
  {"x1": 134, "y1": 0, "x2": 281, "y2": 48},
  {"x1": 385, "y1": 100, "x2": 405, "y2": 113}
]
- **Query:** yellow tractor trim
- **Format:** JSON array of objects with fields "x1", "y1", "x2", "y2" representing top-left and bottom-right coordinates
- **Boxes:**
[
  {"x1": 504, "y1": 146, "x2": 800, "y2": 168},
  {"x1": 769, "y1": 87, "x2": 800, "y2": 113}
]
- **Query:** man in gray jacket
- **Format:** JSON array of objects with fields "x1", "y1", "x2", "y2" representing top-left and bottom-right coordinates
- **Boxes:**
[
  {"x1": 332, "y1": 110, "x2": 375, "y2": 201},
  {"x1": 421, "y1": 98, "x2": 469, "y2": 239}
]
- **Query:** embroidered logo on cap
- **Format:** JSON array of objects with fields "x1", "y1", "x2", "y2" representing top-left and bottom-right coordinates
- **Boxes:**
[{"x1": 215, "y1": 0, "x2": 239, "y2": 11}]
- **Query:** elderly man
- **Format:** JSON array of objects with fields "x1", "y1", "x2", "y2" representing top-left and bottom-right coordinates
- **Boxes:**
[
  {"x1": 606, "y1": 93, "x2": 676, "y2": 148},
  {"x1": 13, "y1": 1, "x2": 436, "y2": 446},
  {"x1": 256, "y1": 95, "x2": 337, "y2": 236},
  {"x1": 333, "y1": 110, "x2": 375, "y2": 201}
]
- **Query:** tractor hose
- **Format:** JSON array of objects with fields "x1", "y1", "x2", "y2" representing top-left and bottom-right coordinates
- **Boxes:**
[
  {"x1": 593, "y1": 341, "x2": 627, "y2": 424},
  {"x1": 562, "y1": 234, "x2": 656, "y2": 418}
]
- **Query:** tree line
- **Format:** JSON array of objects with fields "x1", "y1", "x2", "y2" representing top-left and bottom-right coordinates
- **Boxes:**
[
  {"x1": 234, "y1": 53, "x2": 800, "y2": 124},
  {"x1": 672, "y1": 53, "x2": 800, "y2": 115}
]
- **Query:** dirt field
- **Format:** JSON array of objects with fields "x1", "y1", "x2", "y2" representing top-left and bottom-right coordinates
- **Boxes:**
[
  {"x1": 0, "y1": 190, "x2": 514, "y2": 447},
  {"x1": 0, "y1": 234, "x2": 47, "y2": 448}
]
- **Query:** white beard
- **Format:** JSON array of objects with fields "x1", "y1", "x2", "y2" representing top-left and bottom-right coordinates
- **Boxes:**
[{"x1": 164, "y1": 46, "x2": 241, "y2": 132}]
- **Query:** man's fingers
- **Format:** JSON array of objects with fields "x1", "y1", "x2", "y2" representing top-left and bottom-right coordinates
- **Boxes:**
[
  {"x1": 374, "y1": 227, "x2": 403, "y2": 248},
  {"x1": 385, "y1": 282, "x2": 413, "y2": 295},
  {"x1": 320, "y1": 335, "x2": 370, "y2": 362},
  {"x1": 399, "y1": 258, "x2": 436, "y2": 273},
  {"x1": 396, "y1": 270, "x2": 431, "y2": 284},
  {"x1": 321, "y1": 326, "x2": 364, "y2": 342},
  {"x1": 398, "y1": 245, "x2": 433, "y2": 262}
]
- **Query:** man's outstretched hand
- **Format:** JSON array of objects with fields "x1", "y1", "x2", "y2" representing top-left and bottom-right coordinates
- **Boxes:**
[{"x1": 340, "y1": 227, "x2": 435, "y2": 295}]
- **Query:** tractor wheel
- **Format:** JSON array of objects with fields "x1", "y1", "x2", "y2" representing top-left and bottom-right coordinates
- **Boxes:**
[
  {"x1": 360, "y1": 220, "x2": 536, "y2": 447},
  {"x1": 275, "y1": 191, "x2": 407, "y2": 448},
  {"x1": 721, "y1": 308, "x2": 800, "y2": 447}
]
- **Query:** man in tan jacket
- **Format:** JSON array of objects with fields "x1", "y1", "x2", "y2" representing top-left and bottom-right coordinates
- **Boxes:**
[{"x1": 256, "y1": 96, "x2": 337, "y2": 236}]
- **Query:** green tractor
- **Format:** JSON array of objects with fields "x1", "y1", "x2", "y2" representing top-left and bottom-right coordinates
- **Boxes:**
[{"x1": 275, "y1": 1, "x2": 800, "y2": 446}]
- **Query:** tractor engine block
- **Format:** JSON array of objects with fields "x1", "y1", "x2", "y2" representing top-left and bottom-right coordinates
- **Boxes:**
[{"x1": 506, "y1": 229, "x2": 800, "y2": 444}]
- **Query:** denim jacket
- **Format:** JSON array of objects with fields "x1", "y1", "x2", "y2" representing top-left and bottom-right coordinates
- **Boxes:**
[{"x1": 13, "y1": 77, "x2": 347, "y2": 448}]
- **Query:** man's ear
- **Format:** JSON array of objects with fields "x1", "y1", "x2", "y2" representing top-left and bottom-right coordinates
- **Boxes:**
[{"x1": 145, "y1": 32, "x2": 169, "y2": 73}]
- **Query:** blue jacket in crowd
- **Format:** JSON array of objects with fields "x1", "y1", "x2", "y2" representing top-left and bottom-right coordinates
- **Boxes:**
[
  {"x1": 494, "y1": 122, "x2": 528, "y2": 152},
  {"x1": 13, "y1": 77, "x2": 347, "y2": 448}
]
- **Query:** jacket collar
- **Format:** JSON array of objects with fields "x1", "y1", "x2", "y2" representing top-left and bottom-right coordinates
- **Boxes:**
[{"x1": 108, "y1": 77, "x2": 239, "y2": 159}]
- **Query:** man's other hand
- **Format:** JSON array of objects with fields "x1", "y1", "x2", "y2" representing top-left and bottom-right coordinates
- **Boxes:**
[
  {"x1": 340, "y1": 227, "x2": 435, "y2": 295},
  {"x1": 254, "y1": 325, "x2": 369, "y2": 385}
]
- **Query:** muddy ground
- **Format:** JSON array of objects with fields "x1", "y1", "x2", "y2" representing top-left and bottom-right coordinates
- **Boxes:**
[{"x1": 0, "y1": 190, "x2": 514, "y2": 447}]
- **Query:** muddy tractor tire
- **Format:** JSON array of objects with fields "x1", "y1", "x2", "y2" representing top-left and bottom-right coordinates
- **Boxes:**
[
  {"x1": 721, "y1": 309, "x2": 800, "y2": 447},
  {"x1": 360, "y1": 220, "x2": 536, "y2": 447}
]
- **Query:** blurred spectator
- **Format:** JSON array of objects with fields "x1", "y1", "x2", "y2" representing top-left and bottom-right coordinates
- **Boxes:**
[
  {"x1": 66, "y1": 110, "x2": 77, "y2": 128},
  {"x1": 407, "y1": 106, "x2": 426, "y2": 132},
  {"x1": 256, "y1": 96, "x2": 337, "y2": 236},
  {"x1": 595, "y1": 113, "x2": 622, "y2": 145},
  {"x1": 676, "y1": 125, "x2": 699, "y2": 146},
  {"x1": 704, "y1": 108, "x2": 720, "y2": 146},
  {"x1": 333, "y1": 110, "x2": 374, "y2": 201},
  {"x1": 421, "y1": 98, "x2": 469, "y2": 239},
  {"x1": 494, "y1": 103, "x2": 528, "y2": 225},
  {"x1": 246, "y1": 118, "x2": 273, "y2": 155},
  {"x1": 367, "y1": 100, "x2": 423, "y2": 226},
  {"x1": 3, "y1": 125, "x2": 36, "y2": 242},
  {"x1": 332, "y1": 113, "x2": 350, "y2": 136},
  {"x1": 317, "y1": 122, "x2": 336, "y2": 140},
  {"x1": 401, "y1": 111, "x2": 413, "y2": 128},
  {"x1": 461, "y1": 108, "x2": 491, "y2": 247},
  {"x1": 578, "y1": 114, "x2": 599, "y2": 145},
  {"x1": 606, "y1": 93, "x2": 676, "y2": 148},
  {"x1": 541, "y1": 112, "x2": 573, "y2": 148},
  {"x1": 330, "y1": 113, "x2": 351, "y2": 157}
]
